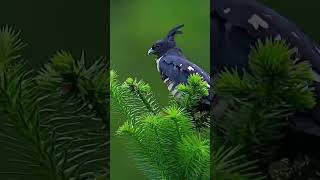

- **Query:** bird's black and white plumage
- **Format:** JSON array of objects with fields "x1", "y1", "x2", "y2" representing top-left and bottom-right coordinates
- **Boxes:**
[
  {"x1": 211, "y1": 0, "x2": 320, "y2": 136},
  {"x1": 148, "y1": 25, "x2": 211, "y2": 108},
  {"x1": 211, "y1": 0, "x2": 320, "y2": 74}
]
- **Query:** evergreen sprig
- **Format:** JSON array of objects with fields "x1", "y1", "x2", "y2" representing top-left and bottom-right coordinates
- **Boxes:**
[
  {"x1": 111, "y1": 71, "x2": 209, "y2": 179},
  {"x1": 212, "y1": 145, "x2": 265, "y2": 180},
  {"x1": 214, "y1": 39, "x2": 316, "y2": 174},
  {"x1": 0, "y1": 26, "x2": 108, "y2": 180},
  {"x1": 111, "y1": 71, "x2": 263, "y2": 179},
  {"x1": 177, "y1": 73, "x2": 210, "y2": 109},
  {"x1": 37, "y1": 50, "x2": 109, "y2": 126},
  {"x1": 110, "y1": 70, "x2": 159, "y2": 123},
  {"x1": 0, "y1": 26, "x2": 26, "y2": 70}
]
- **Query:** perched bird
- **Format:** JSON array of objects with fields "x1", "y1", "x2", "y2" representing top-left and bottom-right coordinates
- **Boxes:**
[
  {"x1": 147, "y1": 24, "x2": 211, "y2": 109},
  {"x1": 211, "y1": 0, "x2": 320, "y2": 135}
]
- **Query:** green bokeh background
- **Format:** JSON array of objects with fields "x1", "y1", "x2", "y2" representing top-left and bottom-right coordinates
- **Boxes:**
[
  {"x1": 110, "y1": 0, "x2": 210, "y2": 179},
  {"x1": 110, "y1": 0, "x2": 320, "y2": 179}
]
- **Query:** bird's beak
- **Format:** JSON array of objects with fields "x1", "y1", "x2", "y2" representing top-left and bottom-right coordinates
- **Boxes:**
[{"x1": 148, "y1": 48, "x2": 155, "y2": 55}]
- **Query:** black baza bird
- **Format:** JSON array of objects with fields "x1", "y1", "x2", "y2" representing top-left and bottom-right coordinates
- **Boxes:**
[
  {"x1": 147, "y1": 24, "x2": 211, "y2": 108},
  {"x1": 211, "y1": 0, "x2": 320, "y2": 136}
]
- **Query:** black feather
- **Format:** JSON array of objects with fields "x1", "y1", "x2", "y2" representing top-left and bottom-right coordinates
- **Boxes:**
[{"x1": 166, "y1": 24, "x2": 184, "y2": 41}]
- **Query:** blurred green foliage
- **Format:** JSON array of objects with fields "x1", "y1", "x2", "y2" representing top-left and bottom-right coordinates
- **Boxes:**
[{"x1": 110, "y1": 0, "x2": 209, "y2": 179}]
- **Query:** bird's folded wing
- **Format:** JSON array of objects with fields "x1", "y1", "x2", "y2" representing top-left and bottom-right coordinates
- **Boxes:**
[
  {"x1": 159, "y1": 55, "x2": 210, "y2": 85},
  {"x1": 211, "y1": 0, "x2": 320, "y2": 71}
]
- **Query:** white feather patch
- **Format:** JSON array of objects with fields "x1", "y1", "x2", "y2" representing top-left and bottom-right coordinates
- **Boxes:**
[
  {"x1": 168, "y1": 82, "x2": 175, "y2": 91},
  {"x1": 291, "y1": 32, "x2": 300, "y2": 39},
  {"x1": 248, "y1": 14, "x2": 269, "y2": 30},
  {"x1": 171, "y1": 88, "x2": 178, "y2": 96},
  {"x1": 187, "y1": 66, "x2": 194, "y2": 71},
  {"x1": 314, "y1": 46, "x2": 320, "y2": 55},
  {"x1": 223, "y1": 8, "x2": 231, "y2": 14},
  {"x1": 163, "y1": 78, "x2": 170, "y2": 83},
  {"x1": 156, "y1": 56, "x2": 163, "y2": 72},
  {"x1": 274, "y1": 34, "x2": 281, "y2": 41}
]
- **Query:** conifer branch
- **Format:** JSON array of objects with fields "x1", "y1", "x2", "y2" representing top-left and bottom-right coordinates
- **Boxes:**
[
  {"x1": 124, "y1": 77, "x2": 157, "y2": 114},
  {"x1": 111, "y1": 71, "x2": 263, "y2": 179},
  {"x1": 0, "y1": 26, "x2": 108, "y2": 179},
  {"x1": 214, "y1": 39, "x2": 317, "y2": 179}
]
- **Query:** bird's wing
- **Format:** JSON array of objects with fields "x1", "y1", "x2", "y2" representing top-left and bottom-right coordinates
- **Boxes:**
[
  {"x1": 158, "y1": 54, "x2": 210, "y2": 85},
  {"x1": 212, "y1": 0, "x2": 301, "y2": 39},
  {"x1": 158, "y1": 53, "x2": 211, "y2": 109},
  {"x1": 211, "y1": 0, "x2": 320, "y2": 73}
]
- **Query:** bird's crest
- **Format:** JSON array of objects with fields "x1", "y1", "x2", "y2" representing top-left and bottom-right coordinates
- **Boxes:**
[{"x1": 166, "y1": 24, "x2": 184, "y2": 42}]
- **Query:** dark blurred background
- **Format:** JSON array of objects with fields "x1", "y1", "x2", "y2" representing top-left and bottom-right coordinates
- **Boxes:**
[
  {"x1": 259, "y1": 0, "x2": 320, "y2": 43},
  {"x1": 0, "y1": 0, "x2": 108, "y2": 68},
  {"x1": 110, "y1": 0, "x2": 210, "y2": 179}
]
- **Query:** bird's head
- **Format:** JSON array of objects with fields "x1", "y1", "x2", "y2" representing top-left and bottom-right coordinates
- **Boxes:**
[{"x1": 148, "y1": 24, "x2": 184, "y2": 57}]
